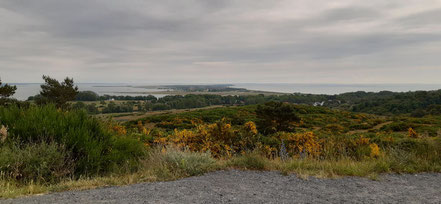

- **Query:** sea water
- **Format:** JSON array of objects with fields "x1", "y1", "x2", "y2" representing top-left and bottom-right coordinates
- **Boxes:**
[
  {"x1": 11, "y1": 83, "x2": 169, "y2": 101},
  {"x1": 9, "y1": 83, "x2": 441, "y2": 101},
  {"x1": 232, "y1": 83, "x2": 441, "y2": 95}
]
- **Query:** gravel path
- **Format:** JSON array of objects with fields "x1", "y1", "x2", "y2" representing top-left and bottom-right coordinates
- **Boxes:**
[{"x1": 2, "y1": 170, "x2": 441, "y2": 204}]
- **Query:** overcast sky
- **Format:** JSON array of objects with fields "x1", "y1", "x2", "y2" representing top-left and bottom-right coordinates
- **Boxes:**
[{"x1": 1, "y1": 0, "x2": 441, "y2": 84}]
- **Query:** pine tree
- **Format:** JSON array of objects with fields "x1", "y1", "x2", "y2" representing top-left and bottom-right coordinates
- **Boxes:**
[
  {"x1": 37, "y1": 75, "x2": 79, "y2": 109},
  {"x1": 0, "y1": 79, "x2": 17, "y2": 98}
]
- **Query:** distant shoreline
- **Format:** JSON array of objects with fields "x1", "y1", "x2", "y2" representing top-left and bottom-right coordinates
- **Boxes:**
[
  {"x1": 10, "y1": 83, "x2": 441, "y2": 101},
  {"x1": 113, "y1": 90, "x2": 287, "y2": 96}
]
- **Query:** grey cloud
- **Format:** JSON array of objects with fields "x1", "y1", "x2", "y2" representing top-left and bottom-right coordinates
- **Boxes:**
[
  {"x1": 0, "y1": 1, "x2": 189, "y2": 38},
  {"x1": 0, "y1": 0, "x2": 441, "y2": 83},
  {"x1": 318, "y1": 7, "x2": 383, "y2": 22},
  {"x1": 398, "y1": 8, "x2": 441, "y2": 27},
  {"x1": 195, "y1": 30, "x2": 441, "y2": 63}
]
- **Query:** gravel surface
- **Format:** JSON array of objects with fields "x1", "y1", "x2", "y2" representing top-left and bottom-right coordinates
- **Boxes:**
[{"x1": 2, "y1": 170, "x2": 441, "y2": 204}]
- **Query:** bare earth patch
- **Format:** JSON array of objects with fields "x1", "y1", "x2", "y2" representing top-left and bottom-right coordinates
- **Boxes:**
[{"x1": 2, "y1": 170, "x2": 441, "y2": 204}]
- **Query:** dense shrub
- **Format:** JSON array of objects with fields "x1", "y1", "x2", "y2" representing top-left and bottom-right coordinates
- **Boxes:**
[
  {"x1": 0, "y1": 105, "x2": 145, "y2": 181},
  {"x1": 275, "y1": 132, "x2": 321, "y2": 158},
  {"x1": 0, "y1": 142, "x2": 73, "y2": 183},
  {"x1": 256, "y1": 102, "x2": 301, "y2": 134},
  {"x1": 153, "y1": 119, "x2": 261, "y2": 158},
  {"x1": 107, "y1": 136, "x2": 148, "y2": 172}
]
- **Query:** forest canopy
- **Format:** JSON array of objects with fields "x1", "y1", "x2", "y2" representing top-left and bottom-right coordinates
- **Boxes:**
[{"x1": 65, "y1": 89, "x2": 441, "y2": 116}]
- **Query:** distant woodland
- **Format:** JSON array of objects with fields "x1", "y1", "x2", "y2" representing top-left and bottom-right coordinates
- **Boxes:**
[{"x1": 55, "y1": 89, "x2": 441, "y2": 116}]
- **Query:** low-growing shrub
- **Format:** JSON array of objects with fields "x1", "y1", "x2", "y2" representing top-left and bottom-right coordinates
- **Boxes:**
[
  {"x1": 227, "y1": 152, "x2": 269, "y2": 170},
  {"x1": 381, "y1": 121, "x2": 419, "y2": 132},
  {"x1": 162, "y1": 148, "x2": 215, "y2": 176},
  {"x1": 0, "y1": 142, "x2": 73, "y2": 183},
  {"x1": 320, "y1": 135, "x2": 380, "y2": 160},
  {"x1": 148, "y1": 147, "x2": 216, "y2": 178}
]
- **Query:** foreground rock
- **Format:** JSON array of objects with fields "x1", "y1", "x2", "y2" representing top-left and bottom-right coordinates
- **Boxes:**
[{"x1": 3, "y1": 170, "x2": 441, "y2": 204}]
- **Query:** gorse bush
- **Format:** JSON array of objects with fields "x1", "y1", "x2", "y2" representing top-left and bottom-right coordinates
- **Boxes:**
[
  {"x1": 136, "y1": 104, "x2": 441, "y2": 164},
  {"x1": 0, "y1": 105, "x2": 146, "y2": 182},
  {"x1": 276, "y1": 132, "x2": 321, "y2": 158},
  {"x1": 153, "y1": 119, "x2": 260, "y2": 157}
]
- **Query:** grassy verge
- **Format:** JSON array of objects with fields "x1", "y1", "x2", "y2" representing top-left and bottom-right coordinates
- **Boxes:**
[
  {"x1": 3, "y1": 145, "x2": 441, "y2": 199},
  {"x1": 0, "y1": 147, "x2": 218, "y2": 198}
]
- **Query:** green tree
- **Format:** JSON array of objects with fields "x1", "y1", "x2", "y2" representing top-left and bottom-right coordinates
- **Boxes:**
[
  {"x1": 0, "y1": 79, "x2": 18, "y2": 106},
  {"x1": 256, "y1": 101, "x2": 301, "y2": 134},
  {"x1": 75, "y1": 91, "x2": 99, "y2": 101},
  {"x1": 0, "y1": 79, "x2": 17, "y2": 98},
  {"x1": 37, "y1": 75, "x2": 79, "y2": 108}
]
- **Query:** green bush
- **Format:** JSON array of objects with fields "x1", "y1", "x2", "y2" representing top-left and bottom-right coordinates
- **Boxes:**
[
  {"x1": 0, "y1": 105, "x2": 145, "y2": 179},
  {"x1": 0, "y1": 142, "x2": 73, "y2": 183},
  {"x1": 107, "y1": 136, "x2": 147, "y2": 172}
]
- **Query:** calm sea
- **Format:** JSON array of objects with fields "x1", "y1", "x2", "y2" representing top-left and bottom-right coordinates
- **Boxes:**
[
  {"x1": 9, "y1": 83, "x2": 441, "y2": 101},
  {"x1": 11, "y1": 83, "x2": 169, "y2": 101},
  {"x1": 232, "y1": 83, "x2": 441, "y2": 95}
]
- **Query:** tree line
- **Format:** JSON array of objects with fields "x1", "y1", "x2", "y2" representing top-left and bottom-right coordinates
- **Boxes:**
[
  {"x1": 73, "y1": 89, "x2": 441, "y2": 116},
  {"x1": 3, "y1": 75, "x2": 441, "y2": 116}
]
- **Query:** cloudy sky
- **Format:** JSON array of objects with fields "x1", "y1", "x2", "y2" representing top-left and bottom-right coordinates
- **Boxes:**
[{"x1": 1, "y1": 0, "x2": 441, "y2": 84}]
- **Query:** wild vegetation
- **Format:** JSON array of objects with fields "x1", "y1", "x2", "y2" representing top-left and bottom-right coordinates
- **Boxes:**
[
  {"x1": 0, "y1": 80, "x2": 16, "y2": 99},
  {"x1": 0, "y1": 79, "x2": 18, "y2": 106},
  {"x1": 132, "y1": 103, "x2": 441, "y2": 162},
  {"x1": 1, "y1": 76, "x2": 441, "y2": 198},
  {"x1": 46, "y1": 88, "x2": 441, "y2": 116}
]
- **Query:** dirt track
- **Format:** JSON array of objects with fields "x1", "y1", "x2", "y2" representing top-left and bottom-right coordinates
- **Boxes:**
[{"x1": 2, "y1": 170, "x2": 441, "y2": 204}]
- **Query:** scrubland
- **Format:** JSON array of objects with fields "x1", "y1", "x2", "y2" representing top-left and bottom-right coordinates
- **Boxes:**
[{"x1": 1, "y1": 104, "x2": 441, "y2": 198}]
